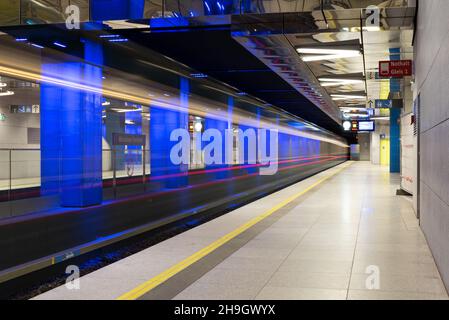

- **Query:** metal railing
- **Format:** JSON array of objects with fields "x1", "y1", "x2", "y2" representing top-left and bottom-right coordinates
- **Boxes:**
[
  {"x1": 0, "y1": 147, "x2": 151, "y2": 200},
  {"x1": 0, "y1": 147, "x2": 152, "y2": 219}
]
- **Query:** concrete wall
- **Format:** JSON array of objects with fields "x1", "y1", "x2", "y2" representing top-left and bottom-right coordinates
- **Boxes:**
[{"x1": 415, "y1": 0, "x2": 449, "y2": 290}]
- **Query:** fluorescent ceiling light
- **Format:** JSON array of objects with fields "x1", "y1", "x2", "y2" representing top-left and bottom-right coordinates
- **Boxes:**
[
  {"x1": 319, "y1": 78, "x2": 363, "y2": 84},
  {"x1": 331, "y1": 94, "x2": 366, "y2": 100},
  {"x1": 0, "y1": 83, "x2": 7, "y2": 87},
  {"x1": 340, "y1": 107, "x2": 367, "y2": 111},
  {"x1": 297, "y1": 48, "x2": 361, "y2": 62},
  {"x1": 301, "y1": 52, "x2": 360, "y2": 62},
  {"x1": 0, "y1": 91, "x2": 14, "y2": 96},
  {"x1": 343, "y1": 113, "x2": 369, "y2": 118},
  {"x1": 321, "y1": 80, "x2": 363, "y2": 87},
  {"x1": 99, "y1": 34, "x2": 120, "y2": 38},
  {"x1": 53, "y1": 42, "x2": 67, "y2": 48},
  {"x1": 297, "y1": 48, "x2": 360, "y2": 55},
  {"x1": 102, "y1": 101, "x2": 111, "y2": 106}
]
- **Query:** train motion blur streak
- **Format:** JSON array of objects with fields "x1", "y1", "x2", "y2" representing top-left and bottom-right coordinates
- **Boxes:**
[{"x1": 0, "y1": 33, "x2": 348, "y2": 280}]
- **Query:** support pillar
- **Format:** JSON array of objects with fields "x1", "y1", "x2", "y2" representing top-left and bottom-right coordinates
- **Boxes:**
[
  {"x1": 40, "y1": 41, "x2": 103, "y2": 207},
  {"x1": 91, "y1": 0, "x2": 144, "y2": 21},
  {"x1": 150, "y1": 78, "x2": 189, "y2": 188}
]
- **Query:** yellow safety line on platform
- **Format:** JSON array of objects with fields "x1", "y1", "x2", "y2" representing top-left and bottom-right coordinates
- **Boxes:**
[{"x1": 117, "y1": 162, "x2": 353, "y2": 300}]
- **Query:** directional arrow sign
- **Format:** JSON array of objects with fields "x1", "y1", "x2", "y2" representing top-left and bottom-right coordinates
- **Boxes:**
[{"x1": 367, "y1": 100, "x2": 375, "y2": 108}]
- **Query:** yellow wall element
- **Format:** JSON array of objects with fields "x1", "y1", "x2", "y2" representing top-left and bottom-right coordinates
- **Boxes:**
[
  {"x1": 380, "y1": 80, "x2": 390, "y2": 100},
  {"x1": 379, "y1": 108, "x2": 390, "y2": 117},
  {"x1": 380, "y1": 138, "x2": 390, "y2": 166}
]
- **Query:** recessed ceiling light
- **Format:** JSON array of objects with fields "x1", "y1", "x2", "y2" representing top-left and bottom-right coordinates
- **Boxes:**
[
  {"x1": 53, "y1": 42, "x2": 67, "y2": 48},
  {"x1": 331, "y1": 94, "x2": 366, "y2": 100},
  {"x1": 31, "y1": 43, "x2": 44, "y2": 49}
]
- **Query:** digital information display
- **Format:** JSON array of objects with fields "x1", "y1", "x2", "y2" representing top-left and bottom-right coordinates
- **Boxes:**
[
  {"x1": 343, "y1": 120, "x2": 375, "y2": 132},
  {"x1": 358, "y1": 121, "x2": 375, "y2": 132}
]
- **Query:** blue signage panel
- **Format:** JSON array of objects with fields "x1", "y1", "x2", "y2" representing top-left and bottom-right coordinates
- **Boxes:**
[
  {"x1": 375, "y1": 99, "x2": 403, "y2": 109},
  {"x1": 375, "y1": 99, "x2": 393, "y2": 108}
]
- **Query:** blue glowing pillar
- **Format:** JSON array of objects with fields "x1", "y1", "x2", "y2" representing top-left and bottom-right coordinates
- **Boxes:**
[
  {"x1": 279, "y1": 133, "x2": 290, "y2": 161},
  {"x1": 204, "y1": 117, "x2": 229, "y2": 179},
  {"x1": 91, "y1": 0, "x2": 144, "y2": 21},
  {"x1": 389, "y1": 48, "x2": 401, "y2": 173},
  {"x1": 238, "y1": 123, "x2": 257, "y2": 174},
  {"x1": 125, "y1": 108, "x2": 143, "y2": 167},
  {"x1": 150, "y1": 78, "x2": 189, "y2": 188},
  {"x1": 390, "y1": 108, "x2": 401, "y2": 173},
  {"x1": 40, "y1": 40, "x2": 103, "y2": 207},
  {"x1": 291, "y1": 135, "x2": 300, "y2": 159}
]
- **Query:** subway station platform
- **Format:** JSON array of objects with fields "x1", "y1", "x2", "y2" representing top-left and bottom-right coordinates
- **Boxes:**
[{"x1": 33, "y1": 162, "x2": 448, "y2": 300}]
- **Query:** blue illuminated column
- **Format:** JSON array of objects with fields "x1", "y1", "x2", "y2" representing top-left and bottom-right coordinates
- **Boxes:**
[
  {"x1": 150, "y1": 78, "x2": 189, "y2": 188},
  {"x1": 390, "y1": 108, "x2": 401, "y2": 173},
  {"x1": 238, "y1": 125, "x2": 257, "y2": 175},
  {"x1": 125, "y1": 108, "x2": 143, "y2": 168},
  {"x1": 91, "y1": 0, "x2": 144, "y2": 21},
  {"x1": 279, "y1": 133, "x2": 290, "y2": 161},
  {"x1": 389, "y1": 48, "x2": 401, "y2": 173},
  {"x1": 204, "y1": 117, "x2": 229, "y2": 179},
  {"x1": 291, "y1": 135, "x2": 300, "y2": 159},
  {"x1": 40, "y1": 40, "x2": 103, "y2": 207}
]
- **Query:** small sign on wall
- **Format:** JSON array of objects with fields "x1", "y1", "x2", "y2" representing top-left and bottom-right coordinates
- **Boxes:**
[
  {"x1": 112, "y1": 133, "x2": 146, "y2": 146},
  {"x1": 10, "y1": 105, "x2": 40, "y2": 114}
]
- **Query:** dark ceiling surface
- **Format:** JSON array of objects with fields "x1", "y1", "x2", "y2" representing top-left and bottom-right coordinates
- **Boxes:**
[{"x1": 124, "y1": 27, "x2": 349, "y2": 138}]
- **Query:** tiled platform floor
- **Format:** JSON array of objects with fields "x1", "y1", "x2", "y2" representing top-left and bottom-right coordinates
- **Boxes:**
[{"x1": 34, "y1": 162, "x2": 448, "y2": 300}]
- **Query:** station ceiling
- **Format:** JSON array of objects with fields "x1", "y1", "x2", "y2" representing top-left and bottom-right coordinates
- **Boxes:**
[{"x1": 123, "y1": 27, "x2": 348, "y2": 136}]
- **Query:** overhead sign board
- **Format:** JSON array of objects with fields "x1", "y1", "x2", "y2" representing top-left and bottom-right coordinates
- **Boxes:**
[
  {"x1": 379, "y1": 60, "x2": 412, "y2": 78},
  {"x1": 112, "y1": 133, "x2": 146, "y2": 146},
  {"x1": 374, "y1": 99, "x2": 403, "y2": 109}
]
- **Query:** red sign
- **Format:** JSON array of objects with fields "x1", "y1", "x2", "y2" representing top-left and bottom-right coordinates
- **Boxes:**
[{"x1": 379, "y1": 60, "x2": 412, "y2": 78}]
